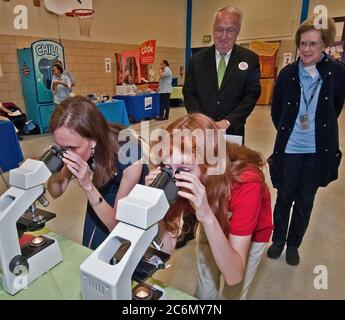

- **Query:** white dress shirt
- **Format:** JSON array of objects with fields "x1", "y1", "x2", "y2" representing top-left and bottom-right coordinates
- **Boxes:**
[{"x1": 215, "y1": 49, "x2": 232, "y2": 70}]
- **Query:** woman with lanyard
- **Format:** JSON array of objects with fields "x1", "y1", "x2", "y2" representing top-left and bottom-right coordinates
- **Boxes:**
[{"x1": 267, "y1": 15, "x2": 345, "y2": 266}]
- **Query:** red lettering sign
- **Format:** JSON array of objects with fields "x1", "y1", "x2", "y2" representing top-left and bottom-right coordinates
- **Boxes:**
[{"x1": 140, "y1": 40, "x2": 156, "y2": 65}]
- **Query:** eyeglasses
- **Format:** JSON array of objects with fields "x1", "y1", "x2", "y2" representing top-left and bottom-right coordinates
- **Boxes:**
[
  {"x1": 299, "y1": 41, "x2": 322, "y2": 49},
  {"x1": 214, "y1": 27, "x2": 238, "y2": 37}
]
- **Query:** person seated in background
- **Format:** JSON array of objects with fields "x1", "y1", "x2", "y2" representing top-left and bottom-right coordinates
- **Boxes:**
[
  {"x1": 123, "y1": 74, "x2": 137, "y2": 94},
  {"x1": 0, "y1": 102, "x2": 26, "y2": 140},
  {"x1": 0, "y1": 115, "x2": 22, "y2": 141},
  {"x1": 48, "y1": 96, "x2": 149, "y2": 250},
  {"x1": 145, "y1": 113, "x2": 273, "y2": 300},
  {"x1": 0, "y1": 102, "x2": 14, "y2": 117},
  {"x1": 51, "y1": 64, "x2": 72, "y2": 106}
]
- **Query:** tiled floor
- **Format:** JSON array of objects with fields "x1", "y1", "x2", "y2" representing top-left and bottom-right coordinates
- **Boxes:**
[{"x1": 1, "y1": 105, "x2": 344, "y2": 299}]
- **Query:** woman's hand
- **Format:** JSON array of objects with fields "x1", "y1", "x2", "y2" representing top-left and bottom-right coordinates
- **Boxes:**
[
  {"x1": 145, "y1": 166, "x2": 161, "y2": 186},
  {"x1": 62, "y1": 150, "x2": 93, "y2": 191},
  {"x1": 174, "y1": 172, "x2": 213, "y2": 224}
]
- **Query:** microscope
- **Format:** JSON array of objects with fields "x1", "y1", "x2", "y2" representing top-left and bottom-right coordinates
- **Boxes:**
[
  {"x1": 80, "y1": 167, "x2": 181, "y2": 300},
  {"x1": 0, "y1": 146, "x2": 65, "y2": 295}
]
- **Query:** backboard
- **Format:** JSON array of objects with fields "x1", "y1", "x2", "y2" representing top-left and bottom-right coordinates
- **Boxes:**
[{"x1": 43, "y1": 0, "x2": 93, "y2": 16}]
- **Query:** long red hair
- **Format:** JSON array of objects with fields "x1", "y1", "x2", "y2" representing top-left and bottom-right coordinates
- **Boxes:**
[{"x1": 156, "y1": 113, "x2": 267, "y2": 236}]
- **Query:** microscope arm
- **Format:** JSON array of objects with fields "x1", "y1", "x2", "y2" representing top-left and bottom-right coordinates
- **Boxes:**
[
  {"x1": 0, "y1": 156, "x2": 63, "y2": 295},
  {"x1": 80, "y1": 184, "x2": 170, "y2": 300},
  {"x1": 0, "y1": 184, "x2": 45, "y2": 293}
]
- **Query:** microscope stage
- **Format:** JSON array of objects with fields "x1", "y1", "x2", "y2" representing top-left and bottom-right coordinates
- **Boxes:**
[{"x1": 20, "y1": 235, "x2": 56, "y2": 260}]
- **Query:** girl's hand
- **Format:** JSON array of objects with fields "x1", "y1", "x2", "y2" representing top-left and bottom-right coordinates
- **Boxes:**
[
  {"x1": 145, "y1": 166, "x2": 161, "y2": 186},
  {"x1": 174, "y1": 172, "x2": 213, "y2": 224},
  {"x1": 62, "y1": 150, "x2": 92, "y2": 191}
]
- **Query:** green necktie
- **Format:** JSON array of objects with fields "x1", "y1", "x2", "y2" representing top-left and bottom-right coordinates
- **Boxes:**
[{"x1": 217, "y1": 55, "x2": 226, "y2": 88}]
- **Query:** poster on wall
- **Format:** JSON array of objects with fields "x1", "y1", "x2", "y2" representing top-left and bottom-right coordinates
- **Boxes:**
[
  {"x1": 144, "y1": 96, "x2": 153, "y2": 110},
  {"x1": 105, "y1": 58, "x2": 111, "y2": 73},
  {"x1": 140, "y1": 40, "x2": 156, "y2": 65},
  {"x1": 282, "y1": 53, "x2": 293, "y2": 67}
]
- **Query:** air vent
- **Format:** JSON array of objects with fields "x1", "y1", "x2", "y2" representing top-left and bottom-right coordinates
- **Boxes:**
[{"x1": 87, "y1": 278, "x2": 108, "y2": 296}]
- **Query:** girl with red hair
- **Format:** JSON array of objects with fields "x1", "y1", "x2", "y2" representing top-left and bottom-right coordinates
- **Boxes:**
[{"x1": 146, "y1": 113, "x2": 273, "y2": 299}]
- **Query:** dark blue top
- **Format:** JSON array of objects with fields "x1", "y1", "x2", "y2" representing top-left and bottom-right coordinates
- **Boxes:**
[{"x1": 82, "y1": 141, "x2": 149, "y2": 250}]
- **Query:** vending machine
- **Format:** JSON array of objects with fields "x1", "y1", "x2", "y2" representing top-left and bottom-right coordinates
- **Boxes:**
[{"x1": 17, "y1": 40, "x2": 65, "y2": 133}]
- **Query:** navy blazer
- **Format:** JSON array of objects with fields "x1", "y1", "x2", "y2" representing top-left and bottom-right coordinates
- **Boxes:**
[
  {"x1": 183, "y1": 44, "x2": 261, "y2": 137},
  {"x1": 269, "y1": 54, "x2": 345, "y2": 187}
]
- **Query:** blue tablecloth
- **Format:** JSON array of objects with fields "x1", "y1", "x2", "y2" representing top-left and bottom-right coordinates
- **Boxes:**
[
  {"x1": 113, "y1": 93, "x2": 160, "y2": 122},
  {"x1": 96, "y1": 100, "x2": 129, "y2": 127},
  {"x1": 0, "y1": 120, "x2": 24, "y2": 172}
]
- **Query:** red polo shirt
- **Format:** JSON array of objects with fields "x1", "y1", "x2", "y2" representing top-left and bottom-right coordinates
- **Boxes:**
[{"x1": 228, "y1": 169, "x2": 273, "y2": 243}]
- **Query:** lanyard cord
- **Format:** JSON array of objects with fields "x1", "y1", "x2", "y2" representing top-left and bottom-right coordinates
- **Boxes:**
[{"x1": 299, "y1": 77, "x2": 321, "y2": 113}]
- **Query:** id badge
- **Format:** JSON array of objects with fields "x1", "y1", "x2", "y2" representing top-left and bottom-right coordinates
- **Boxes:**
[{"x1": 300, "y1": 113, "x2": 310, "y2": 130}]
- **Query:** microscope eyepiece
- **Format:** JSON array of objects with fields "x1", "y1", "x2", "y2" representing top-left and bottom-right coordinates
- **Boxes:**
[
  {"x1": 149, "y1": 167, "x2": 174, "y2": 190},
  {"x1": 39, "y1": 145, "x2": 66, "y2": 174},
  {"x1": 149, "y1": 167, "x2": 179, "y2": 205}
]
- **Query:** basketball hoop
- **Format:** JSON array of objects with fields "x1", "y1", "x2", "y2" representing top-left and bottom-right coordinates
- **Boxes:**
[{"x1": 66, "y1": 9, "x2": 95, "y2": 38}]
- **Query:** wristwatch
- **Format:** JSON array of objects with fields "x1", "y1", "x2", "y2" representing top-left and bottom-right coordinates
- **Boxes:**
[{"x1": 91, "y1": 197, "x2": 103, "y2": 207}]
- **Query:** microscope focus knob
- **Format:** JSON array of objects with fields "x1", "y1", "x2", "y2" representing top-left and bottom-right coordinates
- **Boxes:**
[
  {"x1": 38, "y1": 195, "x2": 49, "y2": 207},
  {"x1": 9, "y1": 255, "x2": 29, "y2": 275}
]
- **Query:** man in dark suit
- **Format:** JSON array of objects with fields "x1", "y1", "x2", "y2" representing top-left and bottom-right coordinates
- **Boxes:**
[
  {"x1": 177, "y1": 6, "x2": 261, "y2": 248},
  {"x1": 183, "y1": 6, "x2": 261, "y2": 138}
]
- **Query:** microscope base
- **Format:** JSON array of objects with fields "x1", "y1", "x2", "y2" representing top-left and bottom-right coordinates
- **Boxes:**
[
  {"x1": 26, "y1": 236, "x2": 63, "y2": 286},
  {"x1": 132, "y1": 283, "x2": 167, "y2": 300},
  {"x1": 7, "y1": 236, "x2": 63, "y2": 295}
]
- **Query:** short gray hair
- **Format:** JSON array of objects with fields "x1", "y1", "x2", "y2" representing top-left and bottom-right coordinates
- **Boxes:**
[{"x1": 214, "y1": 6, "x2": 243, "y2": 26}]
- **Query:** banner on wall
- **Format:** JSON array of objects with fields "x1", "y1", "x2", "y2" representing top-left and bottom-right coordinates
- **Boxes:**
[
  {"x1": 115, "y1": 53, "x2": 122, "y2": 85},
  {"x1": 114, "y1": 40, "x2": 156, "y2": 85},
  {"x1": 249, "y1": 41, "x2": 279, "y2": 78},
  {"x1": 121, "y1": 50, "x2": 141, "y2": 84},
  {"x1": 140, "y1": 40, "x2": 156, "y2": 65}
]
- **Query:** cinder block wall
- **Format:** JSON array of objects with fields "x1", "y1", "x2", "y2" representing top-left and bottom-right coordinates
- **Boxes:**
[{"x1": 0, "y1": 35, "x2": 185, "y2": 113}]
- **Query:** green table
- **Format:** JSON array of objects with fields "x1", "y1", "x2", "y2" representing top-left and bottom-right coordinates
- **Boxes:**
[{"x1": 0, "y1": 232, "x2": 195, "y2": 300}]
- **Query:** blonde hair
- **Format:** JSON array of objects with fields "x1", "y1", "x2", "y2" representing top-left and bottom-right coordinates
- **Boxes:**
[{"x1": 296, "y1": 14, "x2": 336, "y2": 48}]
